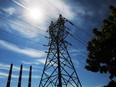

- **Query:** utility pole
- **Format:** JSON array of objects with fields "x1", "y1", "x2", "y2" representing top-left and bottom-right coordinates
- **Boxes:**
[{"x1": 39, "y1": 15, "x2": 82, "y2": 87}]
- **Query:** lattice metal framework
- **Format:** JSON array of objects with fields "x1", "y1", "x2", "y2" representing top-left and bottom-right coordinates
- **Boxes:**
[{"x1": 39, "y1": 15, "x2": 82, "y2": 87}]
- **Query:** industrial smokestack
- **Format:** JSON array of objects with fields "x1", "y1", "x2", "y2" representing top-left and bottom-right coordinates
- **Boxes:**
[
  {"x1": 18, "y1": 64, "x2": 23, "y2": 87},
  {"x1": 6, "y1": 64, "x2": 13, "y2": 87},
  {"x1": 28, "y1": 66, "x2": 32, "y2": 87}
]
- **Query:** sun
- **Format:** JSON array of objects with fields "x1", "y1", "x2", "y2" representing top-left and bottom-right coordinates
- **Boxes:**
[
  {"x1": 30, "y1": 8, "x2": 40, "y2": 20},
  {"x1": 27, "y1": 7, "x2": 44, "y2": 22}
]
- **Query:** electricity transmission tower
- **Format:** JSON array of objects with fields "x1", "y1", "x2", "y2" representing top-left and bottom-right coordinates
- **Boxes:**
[{"x1": 39, "y1": 15, "x2": 82, "y2": 87}]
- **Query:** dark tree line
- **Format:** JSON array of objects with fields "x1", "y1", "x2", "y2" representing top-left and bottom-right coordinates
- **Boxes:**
[{"x1": 85, "y1": 6, "x2": 116, "y2": 86}]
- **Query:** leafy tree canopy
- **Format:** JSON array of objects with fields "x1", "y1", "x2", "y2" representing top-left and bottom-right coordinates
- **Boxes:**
[
  {"x1": 85, "y1": 5, "x2": 116, "y2": 81},
  {"x1": 104, "y1": 80, "x2": 116, "y2": 87}
]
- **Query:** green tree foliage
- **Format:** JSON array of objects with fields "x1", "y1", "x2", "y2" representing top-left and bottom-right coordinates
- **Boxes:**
[
  {"x1": 85, "y1": 6, "x2": 116, "y2": 82},
  {"x1": 104, "y1": 80, "x2": 116, "y2": 87}
]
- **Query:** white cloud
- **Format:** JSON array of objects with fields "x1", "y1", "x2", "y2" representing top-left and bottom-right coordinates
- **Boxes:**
[
  {"x1": 0, "y1": 72, "x2": 8, "y2": 78},
  {"x1": 0, "y1": 63, "x2": 36, "y2": 72},
  {"x1": 0, "y1": 63, "x2": 10, "y2": 68},
  {"x1": 69, "y1": 48, "x2": 86, "y2": 56},
  {"x1": 0, "y1": 72, "x2": 8, "y2": 76},
  {"x1": 13, "y1": 65, "x2": 29, "y2": 72},
  {"x1": 9, "y1": 20, "x2": 46, "y2": 38},
  {"x1": 21, "y1": 61, "x2": 43, "y2": 69},
  {"x1": 96, "y1": 84, "x2": 104, "y2": 87},
  {"x1": 37, "y1": 58, "x2": 46, "y2": 64},
  {"x1": 9, "y1": 0, "x2": 75, "y2": 38},
  {"x1": 19, "y1": 0, "x2": 75, "y2": 19},
  {"x1": 22, "y1": 75, "x2": 40, "y2": 79},
  {"x1": 22, "y1": 61, "x2": 40, "y2": 65},
  {"x1": 3, "y1": 7, "x2": 15, "y2": 15},
  {"x1": 0, "y1": 39, "x2": 46, "y2": 58},
  {"x1": 46, "y1": 0, "x2": 75, "y2": 19},
  {"x1": 37, "y1": 58, "x2": 58, "y2": 67},
  {"x1": 0, "y1": 63, "x2": 40, "y2": 79},
  {"x1": 0, "y1": 71, "x2": 40, "y2": 79},
  {"x1": 69, "y1": 49, "x2": 85, "y2": 53}
]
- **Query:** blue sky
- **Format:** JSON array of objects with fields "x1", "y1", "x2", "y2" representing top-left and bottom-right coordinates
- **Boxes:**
[{"x1": 0, "y1": 0, "x2": 116, "y2": 87}]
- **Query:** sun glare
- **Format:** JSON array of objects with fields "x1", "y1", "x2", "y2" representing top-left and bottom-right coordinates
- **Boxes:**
[{"x1": 27, "y1": 7, "x2": 44, "y2": 22}]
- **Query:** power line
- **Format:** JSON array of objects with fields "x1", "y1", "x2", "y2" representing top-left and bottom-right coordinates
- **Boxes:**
[
  {"x1": 0, "y1": 38, "x2": 46, "y2": 51},
  {"x1": 65, "y1": 27, "x2": 88, "y2": 46},
  {"x1": 39, "y1": 14, "x2": 82, "y2": 87},
  {"x1": 0, "y1": 9, "x2": 88, "y2": 51},
  {"x1": 0, "y1": 9, "x2": 47, "y2": 33},
  {"x1": 72, "y1": 35, "x2": 87, "y2": 46},
  {"x1": 64, "y1": 18, "x2": 92, "y2": 38},
  {"x1": 10, "y1": 0, "x2": 62, "y2": 23},
  {"x1": 70, "y1": 44, "x2": 87, "y2": 56},
  {"x1": 46, "y1": 0, "x2": 61, "y2": 14},
  {"x1": 0, "y1": 2, "x2": 88, "y2": 55},
  {"x1": 67, "y1": 41, "x2": 87, "y2": 56},
  {"x1": 10, "y1": 0, "x2": 92, "y2": 40},
  {"x1": 0, "y1": 17, "x2": 48, "y2": 38},
  {"x1": 65, "y1": 39, "x2": 88, "y2": 65},
  {"x1": 9, "y1": 0, "x2": 55, "y2": 23},
  {"x1": 68, "y1": 48, "x2": 87, "y2": 70},
  {"x1": 0, "y1": 28, "x2": 46, "y2": 46},
  {"x1": 66, "y1": 43, "x2": 88, "y2": 71}
]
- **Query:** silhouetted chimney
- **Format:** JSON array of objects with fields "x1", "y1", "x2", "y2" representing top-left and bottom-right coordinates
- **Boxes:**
[
  {"x1": 18, "y1": 64, "x2": 23, "y2": 87},
  {"x1": 6, "y1": 64, "x2": 13, "y2": 87},
  {"x1": 28, "y1": 66, "x2": 32, "y2": 87}
]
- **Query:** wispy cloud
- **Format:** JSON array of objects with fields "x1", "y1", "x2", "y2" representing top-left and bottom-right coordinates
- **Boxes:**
[
  {"x1": 0, "y1": 63, "x2": 10, "y2": 68},
  {"x1": 21, "y1": 60, "x2": 43, "y2": 69},
  {"x1": 3, "y1": 7, "x2": 15, "y2": 16},
  {"x1": 69, "y1": 48, "x2": 86, "y2": 56},
  {"x1": 0, "y1": 71, "x2": 40, "y2": 79},
  {"x1": 13, "y1": 65, "x2": 29, "y2": 72},
  {"x1": 24, "y1": 74, "x2": 40, "y2": 79},
  {"x1": 0, "y1": 63, "x2": 10, "y2": 70},
  {"x1": 0, "y1": 63, "x2": 40, "y2": 79},
  {"x1": 0, "y1": 63, "x2": 37, "y2": 72},
  {"x1": 9, "y1": 19, "x2": 46, "y2": 38},
  {"x1": 71, "y1": 58, "x2": 80, "y2": 69},
  {"x1": 5, "y1": 0, "x2": 76, "y2": 38},
  {"x1": 0, "y1": 72, "x2": 8, "y2": 78},
  {"x1": 22, "y1": 61, "x2": 40, "y2": 65},
  {"x1": 96, "y1": 84, "x2": 104, "y2": 87},
  {"x1": 0, "y1": 39, "x2": 46, "y2": 58},
  {"x1": 37, "y1": 58, "x2": 46, "y2": 64},
  {"x1": 14, "y1": 0, "x2": 75, "y2": 19},
  {"x1": 46, "y1": 0, "x2": 75, "y2": 19},
  {"x1": 69, "y1": 48, "x2": 85, "y2": 53}
]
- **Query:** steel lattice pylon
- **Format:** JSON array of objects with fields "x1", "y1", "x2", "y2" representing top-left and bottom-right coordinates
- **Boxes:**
[{"x1": 39, "y1": 15, "x2": 82, "y2": 87}]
